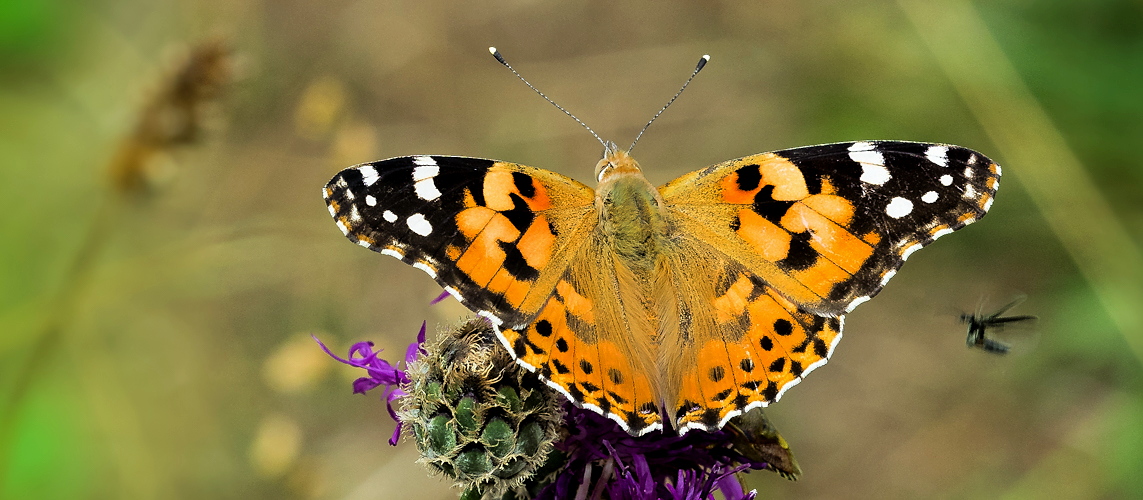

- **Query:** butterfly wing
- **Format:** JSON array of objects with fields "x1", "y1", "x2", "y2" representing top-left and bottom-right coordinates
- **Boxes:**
[
  {"x1": 657, "y1": 233, "x2": 843, "y2": 432},
  {"x1": 661, "y1": 141, "x2": 1000, "y2": 315},
  {"x1": 324, "y1": 155, "x2": 597, "y2": 327},
  {"x1": 499, "y1": 236, "x2": 665, "y2": 435},
  {"x1": 658, "y1": 141, "x2": 998, "y2": 431}
]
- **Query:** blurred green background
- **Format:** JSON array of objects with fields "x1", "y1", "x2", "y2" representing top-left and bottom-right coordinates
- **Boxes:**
[{"x1": 2, "y1": 0, "x2": 1141, "y2": 498}]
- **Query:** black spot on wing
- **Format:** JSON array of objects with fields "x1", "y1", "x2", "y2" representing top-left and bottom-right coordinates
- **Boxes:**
[
  {"x1": 759, "y1": 336, "x2": 774, "y2": 351},
  {"x1": 552, "y1": 359, "x2": 570, "y2": 374},
  {"x1": 777, "y1": 231, "x2": 817, "y2": 271},
  {"x1": 740, "y1": 358, "x2": 755, "y2": 372},
  {"x1": 700, "y1": 409, "x2": 721, "y2": 428},
  {"x1": 567, "y1": 383, "x2": 584, "y2": 400},
  {"x1": 607, "y1": 391, "x2": 628, "y2": 405},
  {"x1": 735, "y1": 164, "x2": 762, "y2": 191},
  {"x1": 501, "y1": 193, "x2": 535, "y2": 233},
  {"x1": 597, "y1": 399, "x2": 612, "y2": 414},
  {"x1": 579, "y1": 360, "x2": 594, "y2": 375},
  {"x1": 762, "y1": 380, "x2": 779, "y2": 401},
  {"x1": 608, "y1": 369, "x2": 624, "y2": 385},
  {"x1": 496, "y1": 240, "x2": 540, "y2": 281},
  {"x1": 709, "y1": 366, "x2": 725, "y2": 382},
  {"x1": 535, "y1": 320, "x2": 553, "y2": 337},
  {"x1": 512, "y1": 171, "x2": 536, "y2": 198},
  {"x1": 773, "y1": 319, "x2": 794, "y2": 337},
  {"x1": 753, "y1": 185, "x2": 795, "y2": 224},
  {"x1": 768, "y1": 357, "x2": 786, "y2": 373}
]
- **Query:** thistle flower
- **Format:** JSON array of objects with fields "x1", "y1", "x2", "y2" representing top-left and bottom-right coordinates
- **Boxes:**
[
  {"x1": 322, "y1": 319, "x2": 800, "y2": 499},
  {"x1": 315, "y1": 322, "x2": 425, "y2": 445}
]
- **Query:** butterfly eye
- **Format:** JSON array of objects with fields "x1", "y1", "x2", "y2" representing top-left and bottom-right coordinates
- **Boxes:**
[{"x1": 597, "y1": 164, "x2": 613, "y2": 182}]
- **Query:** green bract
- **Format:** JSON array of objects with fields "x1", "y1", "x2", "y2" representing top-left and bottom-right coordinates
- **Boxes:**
[{"x1": 401, "y1": 319, "x2": 564, "y2": 498}]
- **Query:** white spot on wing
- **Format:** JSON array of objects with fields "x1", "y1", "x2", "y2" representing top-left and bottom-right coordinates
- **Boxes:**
[
  {"x1": 859, "y1": 162, "x2": 892, "y2": 185},
  {"x1": 355, "y1": 239, "x2": 372, "y2": 249},
  {"x1": 444, "y1": 286, "x2": 464, "y2": 302},
  {"x1": 412, "y1": 164, "x2": 439, "y2": 181},
  {"x1": 327, "y1": 205, "x2": 337, "y2": 217},
  {"x1": 926, "y1": 145, "x2": 949, "y2": 167},
  {"x1": 349, "y1": 205, "x2": 362, "y2": 222},
  {"x1": 885, "y1": 197, "x2": 914, "y2": 218},
  {"x1": 343, "y1": 188, "x2": 355, "y2": 200},
  {"x1": 964, "y1": 184, "x2": 977, "y2": 199},
  {"x1": 412, "y1": 262, "x2": 437, "y2": 278},
  {"x1": 879, "y1": 269, "x2": 897, "y2": 286},
  {"x1": 940, "y1": 174, "x2": 953, "y2": 186},
  {"x1": 932, "y1": 227, "x2": 955, "y2": 240},
  {"x1": 849, "y1": 147, "x2": 891, "y2": 186},
  {"x1": 995, "y1": 164, "x2": 1002, "y2": 176},
  {"x1": 380, "y1": 248, "x2": 404, "y2": 259},
  {"x1": 964, "y1": 167, "x2": 974, "y2": 178},
  {"x1": 358, "y1": 165, "x2": 380, "y2": 186},
  {"x1": 383, "y1": 210, "x2": 397, "y2": 223},
  {"x1": 984, "y1": 197, "x2": 995, "y2": 211},
  {"x1": 413, "y1": 155, "x2": 437, "y2": 167},
  {"x1": 406, "y1": 213, "x2": 433, "y2": 236},
  {"x1": 414, "y1": 178, "x2": 441, "y2": 201},
  {"x1": 846, "y1": 296, "x2": 870, "y2": 312},
  {"x1": 365, "y1": 195, "x2": 377, "y2": 206},
  {"x1": 478, "y1": 310, "x2": 503, "y2": 326},
  {"x1": 335, "y1": 220, "x2": 349, "y2": 235},
  {"x1": 901, "y1": 242, "x2": 922, "y2": 261},
  {"x1": 921, "y1": 191, "x2": 939, "y2": 203}
]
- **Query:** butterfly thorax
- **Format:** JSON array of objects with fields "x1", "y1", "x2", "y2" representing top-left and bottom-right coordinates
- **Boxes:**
[{"x1": 595, "y1": 151, "x2": 670, "y2": 272}]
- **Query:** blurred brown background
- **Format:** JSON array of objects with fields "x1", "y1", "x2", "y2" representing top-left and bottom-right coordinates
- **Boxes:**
[{"x1": 2, "y1": 0, "x2": 1141, "y2": 499}]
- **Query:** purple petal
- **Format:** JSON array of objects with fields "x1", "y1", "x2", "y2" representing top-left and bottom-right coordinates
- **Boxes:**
[
  {"x1": 429, "y1": 290, "x2": 452, "y2": 305},
  {"x1": 404, "y1": 322, "x2": 426, "y2": 364},
  {"x1": 387, "y1": 422, "x2": 403, "y2": 446}
]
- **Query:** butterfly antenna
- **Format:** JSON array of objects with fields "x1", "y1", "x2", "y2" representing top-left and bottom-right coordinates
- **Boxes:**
[
  {"x1": 627, "y1": 54, "x2": 710, "y2": 153},
  {"x1": 489, "y1": 47, "x2": 607, "y2": 150}
]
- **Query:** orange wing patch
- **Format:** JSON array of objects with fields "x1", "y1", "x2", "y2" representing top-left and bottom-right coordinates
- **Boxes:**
[
  {"x1": 499, "y1": 274, "x2": 662, "y2": 434},
  {"x1": 667, "y1": 254, "x2": 842, "y2": 432}
]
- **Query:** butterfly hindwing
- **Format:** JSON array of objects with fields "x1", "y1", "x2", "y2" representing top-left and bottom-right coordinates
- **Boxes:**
[
  {"x1": 499, "y1": 241, "x2": 664, "y2": 435},
  {"x1": 661, "y1": 141, "x2": 999, "y2": 316},
  {"x1": 660, "y1": 235, "x2": 843, "y2": 432},
  {"x1": 324, "y1": 155, "x2": 597, "y2": 327}
]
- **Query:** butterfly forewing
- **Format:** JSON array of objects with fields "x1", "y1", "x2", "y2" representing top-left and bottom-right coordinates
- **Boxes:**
[
  {"x1": 660, "y1": 141, "x2": 999, "y2": 316},
  {"x1": 324, "y1": 155, "x2": 596, "y2": 328}
]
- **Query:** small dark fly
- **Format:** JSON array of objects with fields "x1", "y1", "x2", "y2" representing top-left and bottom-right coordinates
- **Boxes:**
[{"x1": 960, "y1": 296, "x2": 1038, "y2": 355}]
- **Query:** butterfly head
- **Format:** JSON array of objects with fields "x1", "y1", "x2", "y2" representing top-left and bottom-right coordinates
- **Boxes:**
[{"x1": 596, "y1": 143, "x2": 643, "y2": 183}]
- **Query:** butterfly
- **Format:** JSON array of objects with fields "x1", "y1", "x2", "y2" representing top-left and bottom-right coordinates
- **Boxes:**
[
  {"x1": 324, "y1": 137, "x2": 1000, "y2": 436},
  {"x1": 960, "y1": 296, "x2": 1036, "y2": 355}
]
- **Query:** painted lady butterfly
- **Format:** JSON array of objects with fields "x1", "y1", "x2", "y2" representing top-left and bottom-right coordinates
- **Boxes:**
[{"x1": 323, "y1": 51, "x2": 1000, "y2": 436}]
